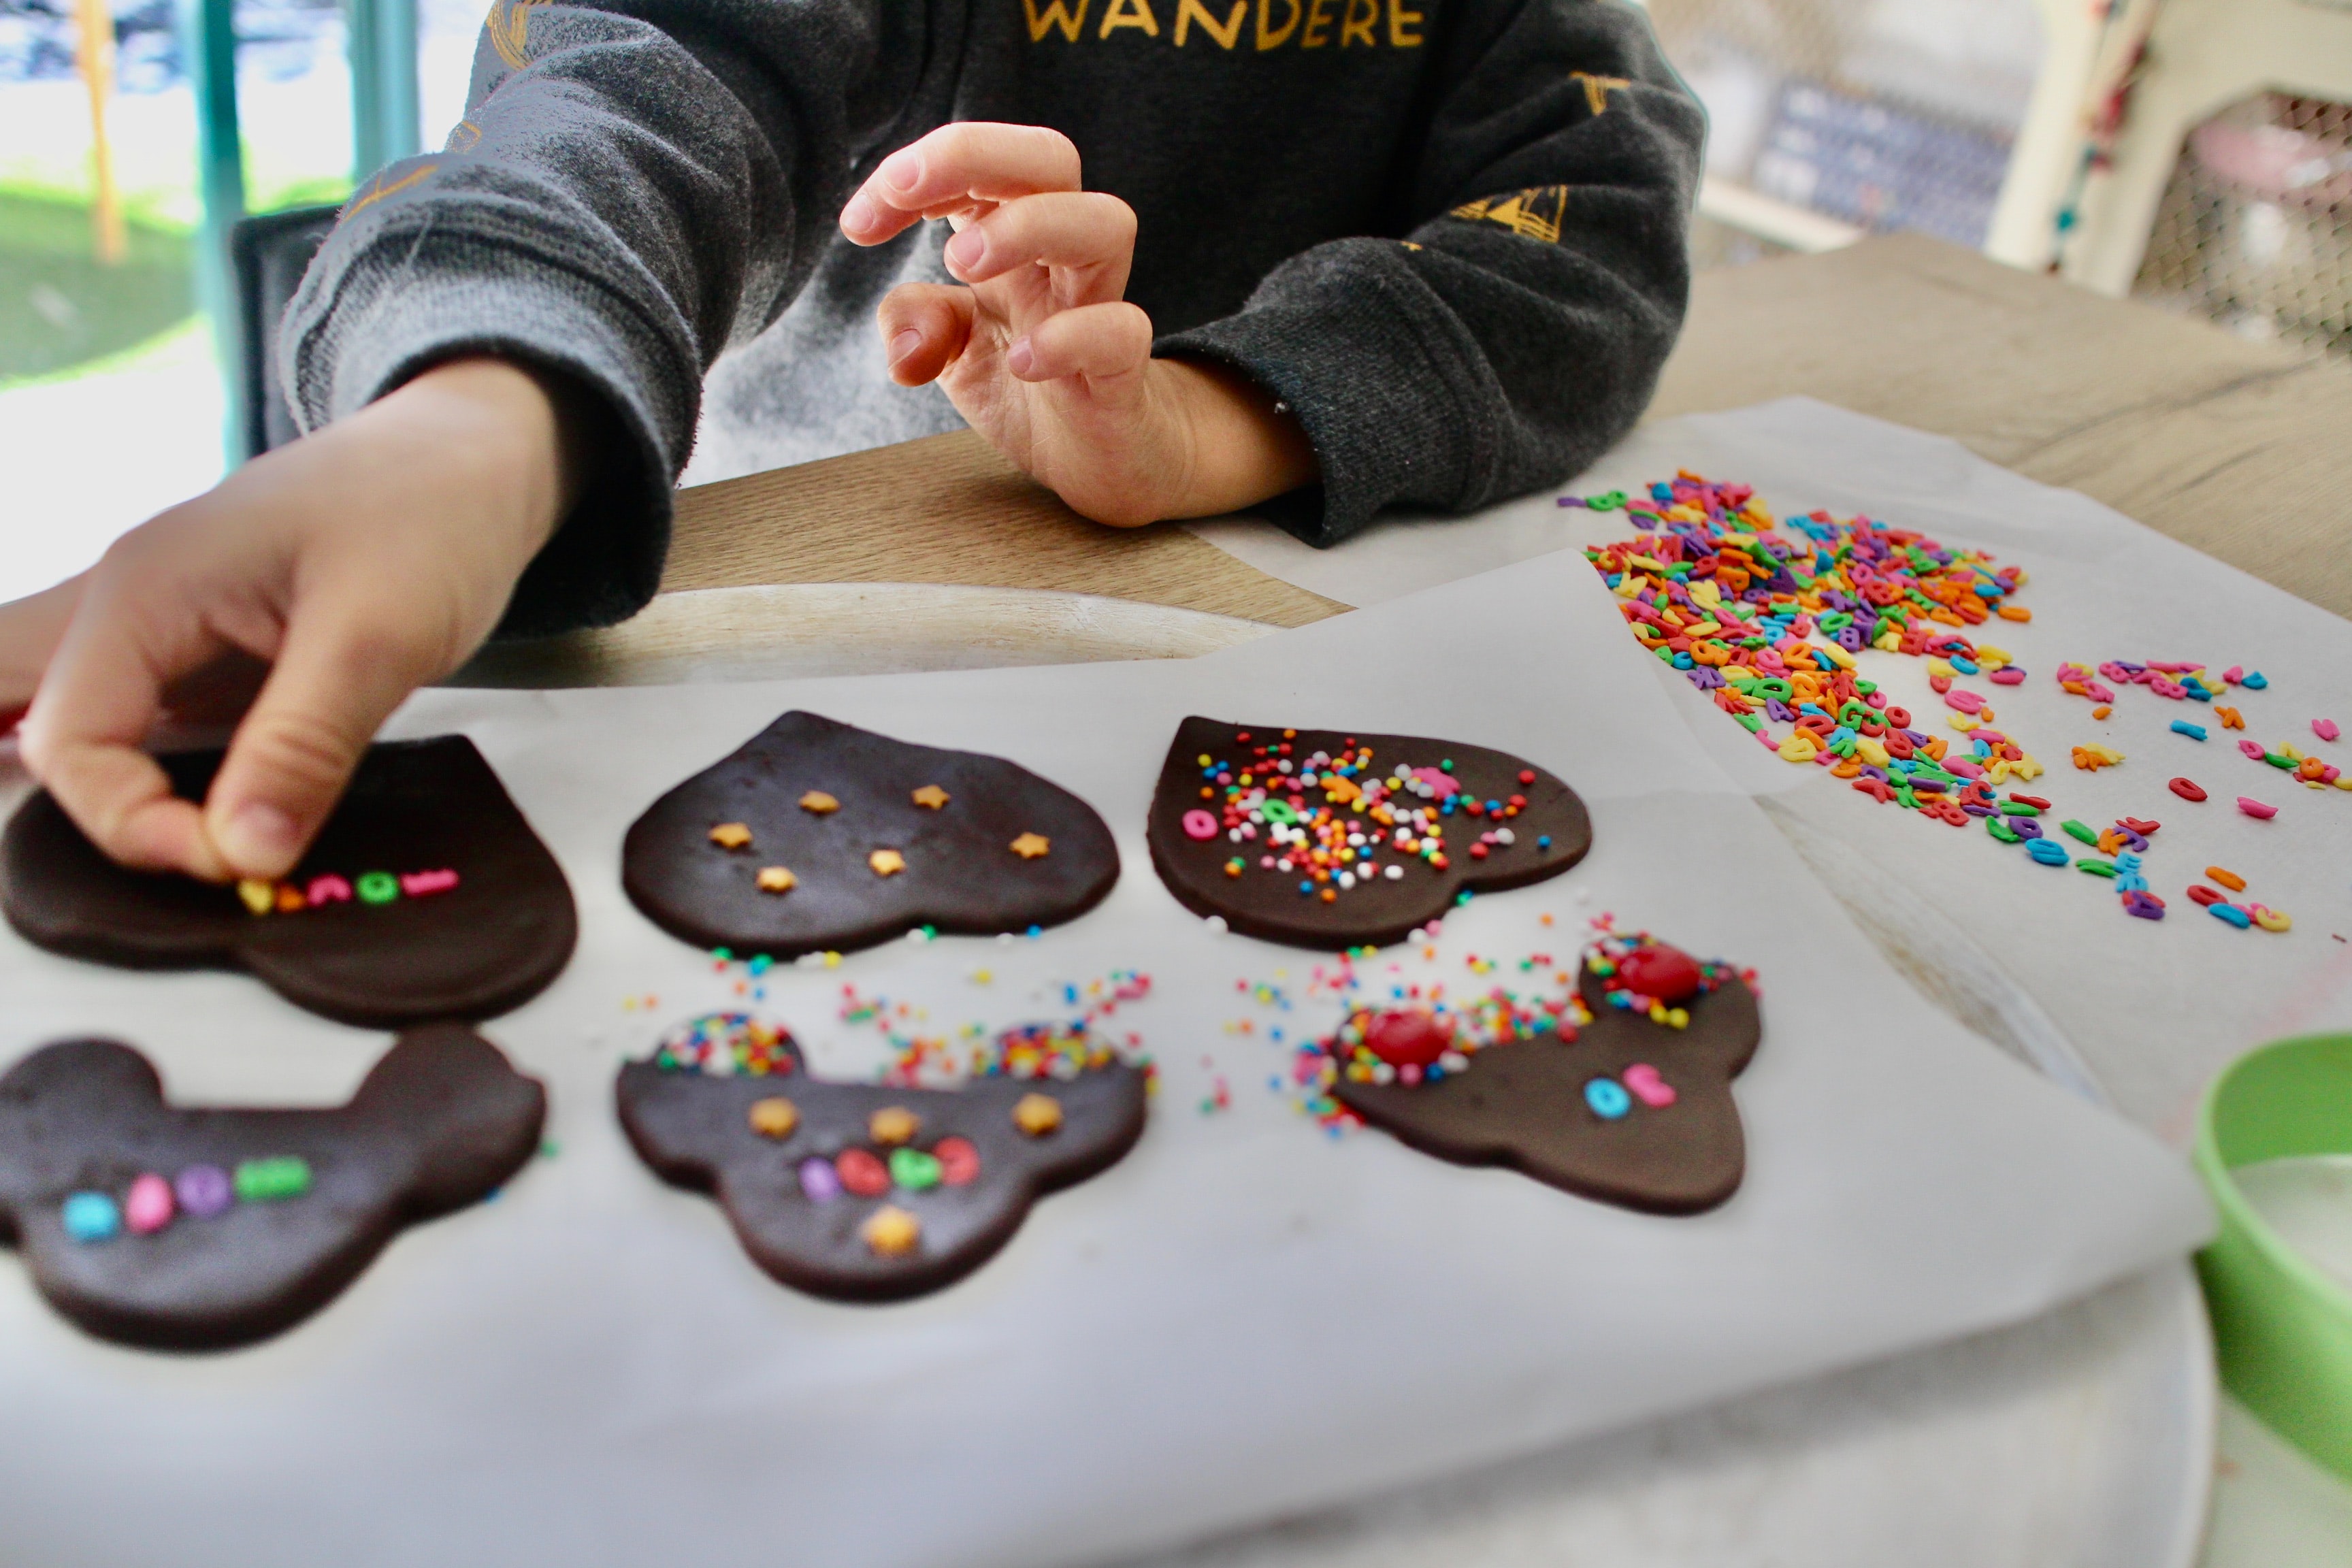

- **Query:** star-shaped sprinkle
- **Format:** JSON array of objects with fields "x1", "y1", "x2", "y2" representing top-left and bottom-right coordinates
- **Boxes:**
[
  {"x1": 708, "y1": 822, "x2": 753, "y2": 850},
  {"x1": 1012, "y1": 1092, "x2": 1064, "y2": 1137},
  {"x1": 869, "y1": 849, "x2": 906, "y2": 877},
  {"x1": 747, "y1": 1097, "x2": 799, "y2": 1138},
  {"x1": 1009, "y1": 832, "x2": 1051, "y2": 860},
  {"x1": 755, "y1": 866, "x2": 796, "y2": 894},
  {"x1": 860, "y1": 1205, "x2": 921, "y2": 1257},
  {"x1": 911, "y1": 784, "x2": 950, "y2": 809},
  {"x1": 799, "y1": 791, "x2": 839, "y2": 815},
  {"x1": 868, "y1": 1106, "x2": 921, "y2": 1145}
]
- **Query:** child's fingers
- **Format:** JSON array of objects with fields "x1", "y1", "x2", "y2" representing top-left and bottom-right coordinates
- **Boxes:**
[
  {"x1": 0, "y1": 573, "x2": 87, "y2": 724},
  {"x1": 840, "y1": 122, "x2": 1081, "y2": 244},
  {"x1": 943, "y1": 191, "x2": 1135, "y2": 304},
  {"x1": 1006, "y1": 301, "x2": 1154, "y2": 385},
  {"x1": 20, "y1": 551, "x2": 242, "y2": 879},
  {"x1": 875, "y1": 284, "x2": 979, "y2": 385},
  {"x1": 200, "y1": 591, "x2": 457, "y2": 881}
]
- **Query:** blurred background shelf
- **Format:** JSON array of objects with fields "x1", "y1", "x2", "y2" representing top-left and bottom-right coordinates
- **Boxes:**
[{"x1": 1654, "y1": 0, "x2": 2352, "y2": 367}]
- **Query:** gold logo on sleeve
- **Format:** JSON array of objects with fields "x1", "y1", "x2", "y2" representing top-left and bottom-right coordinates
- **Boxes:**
[{"x1": 1448, "y1": 185, "x2": 1570, "y2": 244}]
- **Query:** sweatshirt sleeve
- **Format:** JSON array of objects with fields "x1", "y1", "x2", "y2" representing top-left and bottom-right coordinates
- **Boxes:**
[
  {"x1": 1156, "y1": 0, "x2": 1703, "y2": 547},
  {"x1": 278, "y1": 0, "x2": 930, "y2": 636}
]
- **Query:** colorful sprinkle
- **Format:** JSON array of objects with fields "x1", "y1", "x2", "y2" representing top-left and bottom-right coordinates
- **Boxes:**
[
  {"x1": 653, "y1": 1013, "x2": 798, "y2": 1077},
  {"x1": 860, "y1": 1205, "x2": 921, "y2": 1257},
  {"x1": 2172, "y1": 721, "x2": 2208, "y2": 741},
  {"x1": 1013, "y1": 1093, "x2": 1064, "y2": 1137},
  {"x1": 123, "y1": 1173, "x2": 175, "y2": 1235},
  {"x1": 233, "y1": 1156, "x2": 312, "y2": 1202},
  {"x1": 2237, "y1": 797, "x2": 2278, "y2": 819},
  {"x1": 61, "y1": 1191, "x2": 120, "y2": 1243},
  {"x1": 175, "y1": 1164, "x2": 233, "y2": 1218},
  {"x1": 1584, "y1": 1077, "x2": 1632, "y2": 1119},
  {"x1": 798, "y1": 1157, "x2": 842, "y2": 1201}
]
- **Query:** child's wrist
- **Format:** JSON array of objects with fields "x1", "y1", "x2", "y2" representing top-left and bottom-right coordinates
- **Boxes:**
[
  {"x1": 382, "y1": 357, "x2": 592, "y2": 564},
  {"x1": 1157, "y1": 357, "x2": 1318, "y2": 519}
]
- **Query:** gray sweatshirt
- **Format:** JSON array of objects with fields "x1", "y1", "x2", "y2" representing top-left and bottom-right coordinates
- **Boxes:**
[{"x1": 282, "y1": 0, "x2": 1703, "y2": 635}]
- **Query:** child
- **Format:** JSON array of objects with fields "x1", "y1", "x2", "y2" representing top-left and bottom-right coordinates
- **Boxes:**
[{"x1": 3, "y1": 0, "x2": 1701, "y2": 883}]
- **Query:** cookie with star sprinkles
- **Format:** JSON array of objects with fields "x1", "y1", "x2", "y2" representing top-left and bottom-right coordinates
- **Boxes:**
[
  {"x1": 0, "y1": 736, "x2": 576, "y2": 1026},
  {"x1": 0, "y1": 1024, "x2": 546, "y2": 1349},
  {"x1": 1324, "y1": 932, "x2": 1761, "y2": 1214},
  {"x1": 1146, "y1": 718, "x2": 1592, "y2": 947},
  {"x1": 622, "y1": 712, "x2": 1120, "y2": 958},
  {"x1": 615, "y1": 1013, "x2": 1147, "y2": 1301}
]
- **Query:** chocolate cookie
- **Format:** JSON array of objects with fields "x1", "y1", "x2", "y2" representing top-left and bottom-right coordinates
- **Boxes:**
[
  {"x1": 1147, "y1": 718, "x2": 1592, "y2": 948},
  {"x1": 1, "y1": 736, "x2": 576, "y2": 1026},
  {"x1": 1327, "y1": 934, "x2": 1761, "y2": 1214},
  {"x1": 0, "y1": 1024, "x2": 546, "y2": 1349},
  {"x1": 616, "y1": 1015, "x2": 1145, "y2": 1301},
  {"x1": 622, "y1": 711, "x2": 1119, "y2": 957}
]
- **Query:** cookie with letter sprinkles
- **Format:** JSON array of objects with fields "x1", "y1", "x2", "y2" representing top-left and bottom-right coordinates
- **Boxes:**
[
  {"x1": 622, "y1": 711, "x2": 1120, "y2": 958},
  {"x1": 1147, "y1": 718, "x2": 1592, "y2": 948},
  {"x1": 1315, "y1": 930, "x2": 1760, "y2": 1214},
  {"x1": 0, "y1": 736, "x2": 576, "y2": 1026},
  {"x1": 0, "y1": 1024, "x2": 546, "y2": 1349},
  {"x1": 615, "y1": 1009, "x2": 1148, "y2": 1302}
]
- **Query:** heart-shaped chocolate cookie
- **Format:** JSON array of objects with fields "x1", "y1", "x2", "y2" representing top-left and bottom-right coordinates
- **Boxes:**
[
  {"x1": 617, "y1": 1015, "x2": 1145, "y2": 1301},
  {"x1": 623, "y1": 711, "x2": 1120, "y2": 958},
  {"x1": 1147, "y1": 717, "x2": 1592, "y2": 947},
  {"x1": 1326, "y1": 932, "x2": 1761, "y2": 1213},
  {"x1": 0, "y1": 1025, "x2": 546, "y2": 1348},
  {"x1": 1, "y1": 736, "x2": 576, "y2": 1026}
]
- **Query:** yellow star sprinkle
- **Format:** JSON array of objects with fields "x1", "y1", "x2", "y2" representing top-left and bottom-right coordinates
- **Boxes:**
[
  {"x1": 911, "y1": 784, "x2": 950, "y2": 809},
  {"x1": 869, "y1": 1106, "x2": 921, "y2": 1145},
  {"x1": 747, "y1": 1097, "x2": 799, "y2": 1139},
  {"x1": 1009, "y1": 832, "x2": 1051, "y2": 860},
  {"x1": 1012, "y1": 1092, "x2": 1064, "y2": 1137},
  {"x1": 798, "y1": 791, "x2": 839, "y2": 815},
  {"x1": 869, "y1": 849, "x2": 906, "y2": 877},
  {"x1": 755, "y1": 866, "x2": 796, "y2": 894},
  {"x1": 708, "y1": 822, "x2": 753, "y2": 849},
  {"x1": 860, "y1": 1205, "x2": 921, "y2": 1258}
]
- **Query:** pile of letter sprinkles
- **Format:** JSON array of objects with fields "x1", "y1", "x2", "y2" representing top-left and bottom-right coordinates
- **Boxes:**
[{"x1": 1569, "y1": 474, "x2": 2347, "y2": 936}]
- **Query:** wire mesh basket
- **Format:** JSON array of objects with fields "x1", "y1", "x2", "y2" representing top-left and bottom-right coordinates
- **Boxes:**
[
  {"x1": 2133, "y1": 93, "x2": 2352, "y2": 360},
  {"x1": 1650, "y1": 0, "x2": 2045, "y2": 261}
]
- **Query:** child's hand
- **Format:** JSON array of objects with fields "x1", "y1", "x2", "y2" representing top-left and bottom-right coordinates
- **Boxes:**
[
  {"x1": 2, "y1": 357, "x2": 577, "y2": 883},
  {"x1": 840, "y1": 122, "x2": 1316, "y2": 526}
]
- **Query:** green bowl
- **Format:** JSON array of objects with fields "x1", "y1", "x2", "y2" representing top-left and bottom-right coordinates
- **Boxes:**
[{"x1": 2195, "y1": 1031, "x2": 2352, "y2": 1481}]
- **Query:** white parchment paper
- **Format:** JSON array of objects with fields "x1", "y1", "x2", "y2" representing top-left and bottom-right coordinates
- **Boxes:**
[
  {"x1": 0, "y1": 549, "x2": 2208, "y2": 1568},
  {"x1": 1194, "y1": 398, "x2": 2352, "y2": 1132}
]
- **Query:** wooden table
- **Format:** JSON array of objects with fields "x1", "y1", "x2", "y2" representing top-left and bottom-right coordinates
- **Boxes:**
[{"x1": 666, "y1": 231, "x2": 2352, "y2": 625}]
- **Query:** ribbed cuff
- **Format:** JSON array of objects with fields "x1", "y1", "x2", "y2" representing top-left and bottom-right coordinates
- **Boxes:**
[{"x1": 1156, "y1": 238, "x2": 1505, "y2": 548}]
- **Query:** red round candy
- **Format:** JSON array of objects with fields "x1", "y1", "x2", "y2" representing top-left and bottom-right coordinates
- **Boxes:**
[
  {"x1": 2168, "y1": 777, "x2": 2207, "y2": 802},
  {"x1": 1360, "y1": 1011, "x2": 1452, "y2": 1068},
  {"x1": 834, "y1": 1147, "x2": 890, "y2": 1197},
  {"x1": 2186, "y1": 885, "x2": 2224, "y2": 906},
  {"x1": 1614, "y1": 944, "x2": 1704, "y2": 1003},
  {"x1": 934, "y1": 1137, "x2": 981, "y2": 1187}
]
